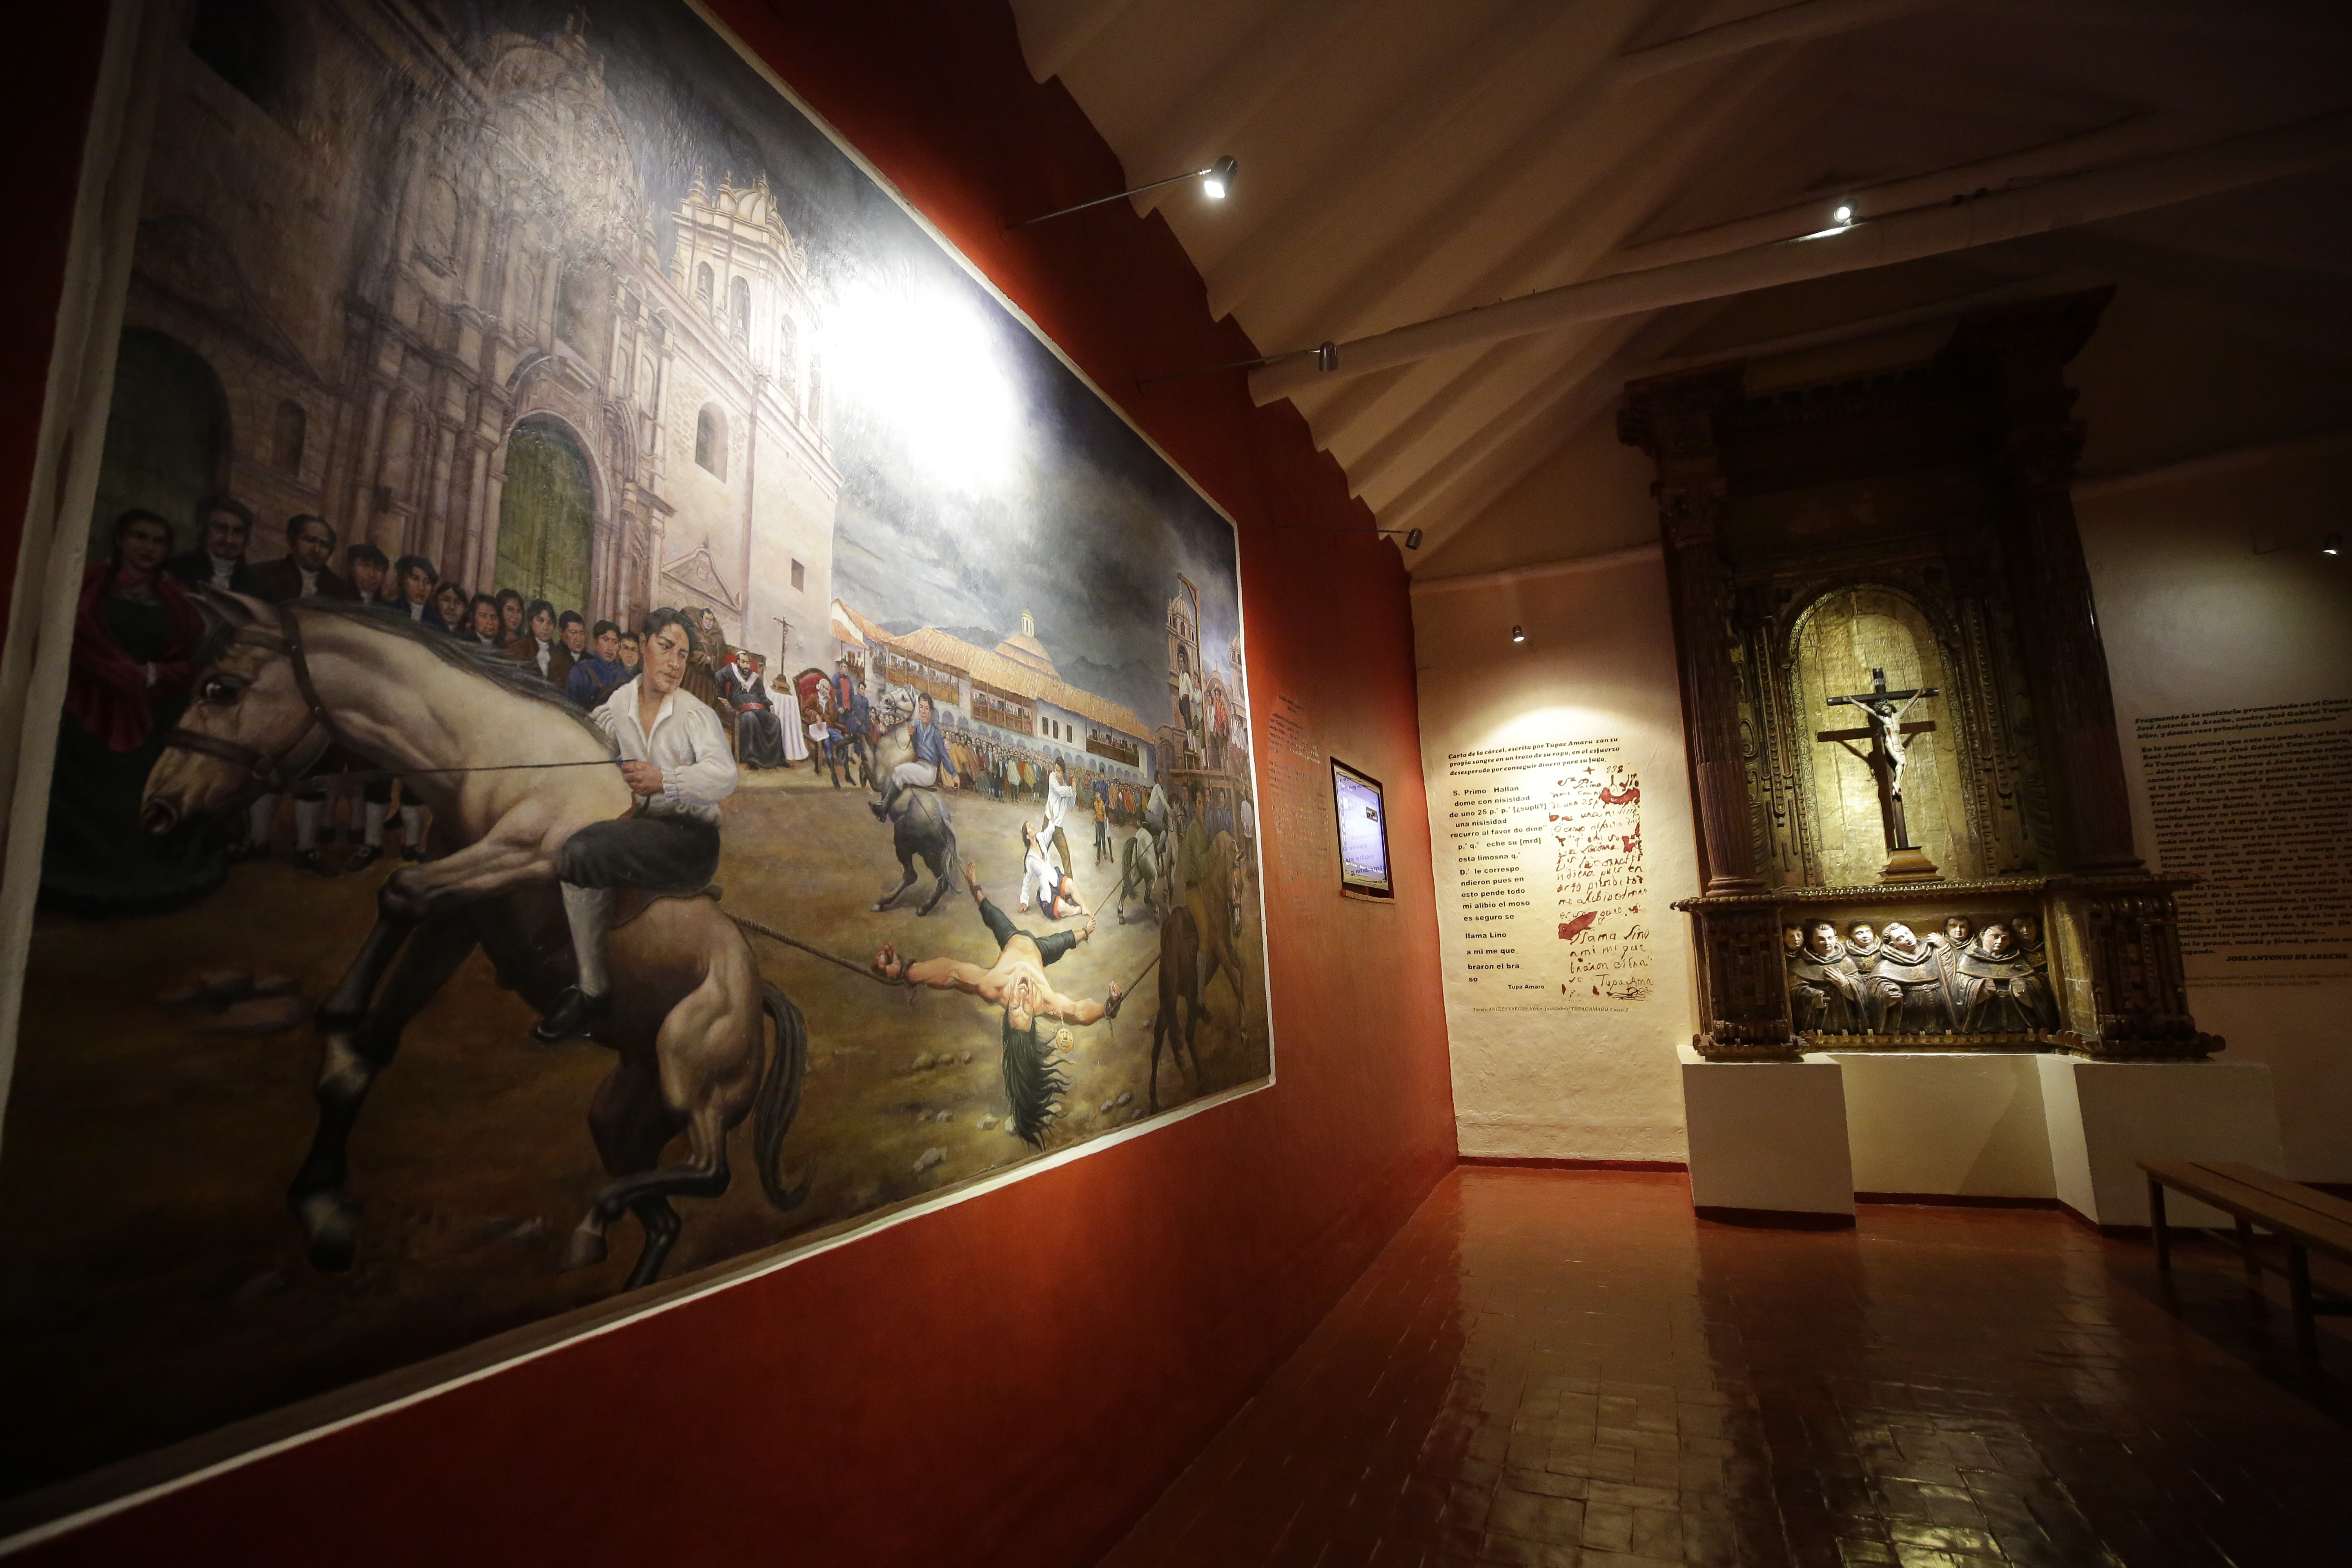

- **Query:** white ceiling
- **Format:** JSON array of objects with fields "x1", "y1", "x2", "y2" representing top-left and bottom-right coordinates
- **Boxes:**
[{"x1": 1008, "y1": 0, "x2": 2352, "y2": 569}]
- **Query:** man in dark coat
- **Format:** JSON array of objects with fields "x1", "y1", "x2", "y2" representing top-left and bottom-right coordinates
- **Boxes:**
[
  {"x1": 717, "y1": 648, "x2": 787, "y2": 769},
  {"x1": 164, "y1": 496, "x2": 259, "y2": 595},
  {"x1": 565, "y1": 620, "x2": 629, "y2": 708},
  {"x1": 390, "y1": 555, "x2": 448, "y2": 630},
  {"x1": 249, "y1": 514, "x2": 354, "y2": 603}
]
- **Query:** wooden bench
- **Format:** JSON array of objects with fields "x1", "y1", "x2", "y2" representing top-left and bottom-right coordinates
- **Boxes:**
[{"x1": 2140, "y1": 1159, "x2": 2352, "y2": 1356}]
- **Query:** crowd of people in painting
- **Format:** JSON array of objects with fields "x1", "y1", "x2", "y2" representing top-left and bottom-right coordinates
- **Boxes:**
[
  {"x1": 48, "y1": 498, "x2": 831, "y2": 902},
  {"x1": 1784, "y1": 912, "x2": 2059, "y2": 1036},
  {"x1": 46, "y1": 497, "x2": 1217, "y2": 917}
]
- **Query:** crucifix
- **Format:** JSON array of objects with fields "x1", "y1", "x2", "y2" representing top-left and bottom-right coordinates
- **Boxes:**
[{"x1": 1818, "y1": 667, "x2": 1941, "y2": 881}]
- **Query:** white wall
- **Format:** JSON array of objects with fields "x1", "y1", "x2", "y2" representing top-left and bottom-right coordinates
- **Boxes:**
[
  {"x1": 1412, "y1": 551, "x2": 1697, "y2": 1160},
  {"x1": 2082, "y1": 441, "x2": 2352, "y2": 1180}
]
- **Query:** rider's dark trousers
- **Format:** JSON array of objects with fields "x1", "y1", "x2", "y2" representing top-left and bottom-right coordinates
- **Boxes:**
[
  {"x1": 976, "y1": 893, "x2": 1078, "y2": 965},
  {"x1": 557, "y1": 811, "x2": 721, "y2": 891}
]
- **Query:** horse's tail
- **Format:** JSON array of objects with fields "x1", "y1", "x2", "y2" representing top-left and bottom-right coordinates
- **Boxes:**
[
  {"x1": 754, "y1": 982, "x2": 810, "y2": 1211},
  {"x1": 1001, "y1": 1014, "x2": 1069, "y2": 1148}
]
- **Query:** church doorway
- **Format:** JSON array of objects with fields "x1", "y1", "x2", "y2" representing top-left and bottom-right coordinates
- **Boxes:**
[
  {"x1": 494, "y1": 414, "x2": 595, "y2": 615},
  {"x1": 89, "y1": 329, "x2": 227, "y2": 567}
]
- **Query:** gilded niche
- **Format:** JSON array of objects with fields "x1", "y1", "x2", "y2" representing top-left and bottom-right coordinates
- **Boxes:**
[{"x1": 1788, "y1": 585, "x2": 1971, "y2": 886}]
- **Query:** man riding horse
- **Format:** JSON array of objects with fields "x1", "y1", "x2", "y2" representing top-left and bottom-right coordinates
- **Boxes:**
[
  {"x1": 872, "y1": 691, "x2": 953, "y2": 821},
  {"x1": 538, "y1": 608, "x2": 736, "y2": 1043}
]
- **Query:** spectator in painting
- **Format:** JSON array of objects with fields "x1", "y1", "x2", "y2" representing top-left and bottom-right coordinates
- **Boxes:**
[
  {"x1": 839, "y1": 669, "x2": 872, "y2": 783},
  {"x1": 466, "y1": 593, "x2": 506, "y2": 649},
  {"x1": 1093, "y1": 788, "x2": 1110, "y2": 866},
  {"x1": 717, "y1": 647, "x2": 786, "y2": 769},
  {"x1": 431, "y1": 579, "x2": 470, "y2": 634},
  {"x1": 552, "y1": 610, "x2": 588, "y2": 690},
  {"x1": 164, "y1": 496, "x2": 259, "y2": 595},
  {"x1": 566, "y1": 620, "x2": 629, "y2": 708},
  {"x1": 496, "y1": 588, "x2": 527, "y2": 645},
  {"x1": 682, "y1": 607, "x2": 725, "y2": 710},
  {"x1": 508, "y1": 599, "x2": 559, "y2": 681},
  {"x1": 617, "y1": 628, "x2": 642, "y2": 677},
  {"x1": 390, "y1": 555, "x2": 446, "y2": 629},
  {"x1": 40, "y1": 509, "x2": 226, "y2": 913},
  {"x1": 250, "y1": 513, "x2": 353, "y2": 603},
  {"x1": 344, "y1": 542, "x2": 391, "y2": 606}
]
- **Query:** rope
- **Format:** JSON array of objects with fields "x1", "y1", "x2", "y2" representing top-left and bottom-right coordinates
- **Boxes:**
[
  {"x1": 729, "y1": 911, "x2": 911, "y2": 988},
  {"x1": 324, "y1": 758, "x2": 622, "y2": 786}
]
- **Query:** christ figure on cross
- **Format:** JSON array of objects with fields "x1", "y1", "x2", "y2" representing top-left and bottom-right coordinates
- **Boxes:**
[{"x1": 1819, "y1": 668, "x2": 1941, "y2": 879}]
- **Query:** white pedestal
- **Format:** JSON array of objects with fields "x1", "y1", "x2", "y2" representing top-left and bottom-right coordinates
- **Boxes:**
[
  {"x1": 1831, "y1": 1053, "x2": 2055, "y2": 1199},
  {"x1": 2037, "y1": 1057, "x2": 2287, "y2": 1227},
  {"x1": 1679, "y1": 1047, "x2": 1854, "y2": 1220}
]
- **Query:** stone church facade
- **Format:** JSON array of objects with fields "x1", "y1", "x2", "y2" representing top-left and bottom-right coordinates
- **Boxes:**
[{"x1": 103, "y1": 2, "x2": 839, "y2": 657}]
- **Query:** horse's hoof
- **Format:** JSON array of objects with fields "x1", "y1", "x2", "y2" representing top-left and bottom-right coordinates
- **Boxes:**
[
  {"x1": 558, "y1": 1223, "x2": 608, "y2": 1272},
  {"x1": 294, "y1": 1193, "x2": 358, "y2": 1272}
]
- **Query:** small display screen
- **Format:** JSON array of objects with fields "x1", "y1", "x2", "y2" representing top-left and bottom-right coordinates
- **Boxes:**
[{"x1": 1331, "y1": 758, "x2": 1394, "y2": 900}]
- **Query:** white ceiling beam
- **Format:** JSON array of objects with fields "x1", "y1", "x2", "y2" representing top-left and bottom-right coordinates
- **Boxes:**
[
  {"x1": 1606, "y1": 111, "x2": 2221, "y2": 272},
  {"x1": 1610, "y1": 0, "x2": 1949, "y2": 86},
  {"x1": 1251, "y1": 109, "x2": 2352, "y2": 402}
]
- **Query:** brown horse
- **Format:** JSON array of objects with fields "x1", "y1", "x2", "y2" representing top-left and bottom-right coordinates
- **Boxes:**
[
  {"x1": 139, "y1": 594, "x2": 808, "y2": 1291},
  {"x1": 1147, "y1": 906, "x2": 1201, "y2": 1113}
]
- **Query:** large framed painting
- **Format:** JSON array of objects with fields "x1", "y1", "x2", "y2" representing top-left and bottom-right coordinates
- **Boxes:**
[{"x1": 0, "y1": 0, "x2": 1271, "y2": 1515}]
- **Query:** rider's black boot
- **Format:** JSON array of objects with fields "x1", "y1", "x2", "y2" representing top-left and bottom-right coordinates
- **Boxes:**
[{"x1": 534, "y1": 986, "x2": 608, "y2": 1043}]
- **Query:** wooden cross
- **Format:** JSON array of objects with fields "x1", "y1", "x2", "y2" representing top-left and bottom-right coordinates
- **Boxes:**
[{"x1": 1817, "y1": 667, "x2": 1938, "y2": 852}]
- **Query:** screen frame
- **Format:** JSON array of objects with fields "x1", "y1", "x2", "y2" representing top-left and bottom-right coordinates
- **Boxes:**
[{"x1": 1329, "y1": 756, "x2": 1396, "y2": 902}]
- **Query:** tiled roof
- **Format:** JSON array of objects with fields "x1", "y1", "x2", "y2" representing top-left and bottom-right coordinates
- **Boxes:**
[{"x1": 833, "y1": 599, "x2": 1153, "y2": 741}]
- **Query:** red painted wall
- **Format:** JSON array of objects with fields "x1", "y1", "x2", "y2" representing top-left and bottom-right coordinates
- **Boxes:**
[{"x1": 1, "y1": 4, "x2": 1454, "y2": 1564}]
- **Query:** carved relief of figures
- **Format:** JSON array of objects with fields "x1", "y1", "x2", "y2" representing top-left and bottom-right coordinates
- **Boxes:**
[
  {"x1": 1784, "y1": 920, "x2": 1865, "y2": 1034},
  {"x1": 1785, "y1": 909, "x2": 2056, "y2": 1040}
]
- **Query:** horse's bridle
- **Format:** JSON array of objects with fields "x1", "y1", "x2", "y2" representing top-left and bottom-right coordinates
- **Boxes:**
[{"x1": 160, "y1": 611, "x2": 344, "y2": 800}]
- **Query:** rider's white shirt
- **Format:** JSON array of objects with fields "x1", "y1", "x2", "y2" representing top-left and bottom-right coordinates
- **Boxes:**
[{"x1": 592, "y1": 678, "x2": 737, "y2": 825}]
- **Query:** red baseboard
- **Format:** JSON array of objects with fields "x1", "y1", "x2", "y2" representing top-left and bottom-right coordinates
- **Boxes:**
[
  {"x1": 1694, "y1": 1205, "x2": 1855, "y2": 1230},
  {"x1": 1856, "y1": 1192, "x2": 2062, "y2": 1210},
  {"x1": 1458, "y1": 1156, "x2": 1688, "y2": 1174}
]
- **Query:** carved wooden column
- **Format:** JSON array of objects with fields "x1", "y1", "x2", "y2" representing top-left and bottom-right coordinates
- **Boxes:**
[
  {"x1": 1624, "y1": 368, "x2": 1797, "y2": 1060},
  {"x1": 1944, "y1": 291, "x2": 2142, "y2": 876},
  {"x1": 1621, "y1": 367, "x2": 1763, "y2": 895}
]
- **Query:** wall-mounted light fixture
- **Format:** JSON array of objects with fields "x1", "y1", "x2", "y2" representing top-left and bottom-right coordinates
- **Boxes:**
[
  {"x1": 1009, "y1": 156, "x2": 1238, "y2": 229},
  {"x1": 1138, "y1": 339, "x2": 1336, "y2": 389},
  {"x1": 1510, "y1": 624, "x2": 1527, "y2": 644},
  {"x1": 1800, "y1": 200, "x2": 1859, "y2": 242},
  {"x1": 2253, "y1": 529, "x2": 2345, "y2": 557},
  {"x1": 1271, "y1": 521, "x2": 1422, "y2": 550}
]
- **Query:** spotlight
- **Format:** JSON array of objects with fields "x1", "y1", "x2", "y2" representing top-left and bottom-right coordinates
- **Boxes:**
[
  {"x1": 1833, "y1": 202, "x2": 1855, "y2": 225},
  {"x1": 2326, "y1": 531, "x2": 2343, "y2": 556},
  {"x1": 1008, "y1": 154, "x2": 1240, "y2": 228},
  {"x1": 1403, "y1": 528, "x2": 1423, "y2": 550},
  {"x1": 1510, "y1": 625, "x2": 1526, "y2": 644}
]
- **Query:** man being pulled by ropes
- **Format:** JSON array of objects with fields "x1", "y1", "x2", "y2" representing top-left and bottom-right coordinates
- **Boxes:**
[
  {"x1": 537, "y1": 608, "x2": 737, "y2": 1042},
  {"x1": 871, "y1": 860, "x2": 1121, "y2": 1144}
]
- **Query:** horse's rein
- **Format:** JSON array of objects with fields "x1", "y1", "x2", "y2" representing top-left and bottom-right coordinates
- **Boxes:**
[{"x1": 159, "y1": 617, "x2": 341, "y2": 796}]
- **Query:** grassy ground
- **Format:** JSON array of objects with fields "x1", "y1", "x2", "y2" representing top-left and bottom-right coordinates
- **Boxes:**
[{"x1": 0, "y1": 761, "x2": 1267, "y2": 1497}]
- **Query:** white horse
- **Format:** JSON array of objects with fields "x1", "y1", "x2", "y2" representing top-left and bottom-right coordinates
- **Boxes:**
[{"x1": 140, "y1": 594, "x2": 808, "y2": 1291}]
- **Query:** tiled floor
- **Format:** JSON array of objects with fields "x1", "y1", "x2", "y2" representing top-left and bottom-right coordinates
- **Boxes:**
[{"x1": 1100, "y1": 1169, "x2": 2352, "y2": 1568}]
